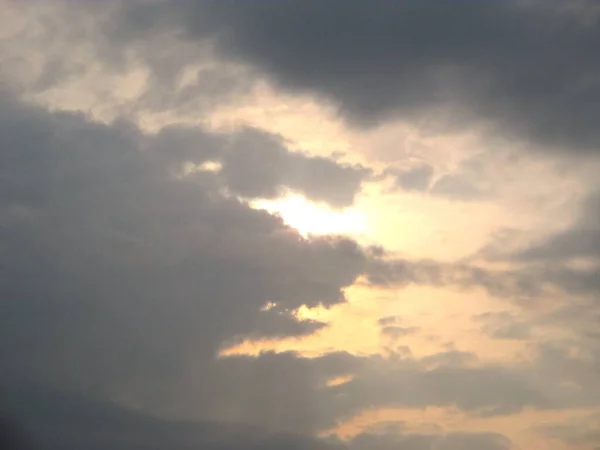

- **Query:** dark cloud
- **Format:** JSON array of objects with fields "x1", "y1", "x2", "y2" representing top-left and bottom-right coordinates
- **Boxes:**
[
  {"x1": 151, "y1": 125, "x2": 369, "y2": 207},
  {"x1": 391, "y1": 164, "x2": 434, "y2": 192},
  {"x1": 215, "y1": 127, "x2": 370, "y2": 206},
  {"x1": 314, "y1": 351, "x2": 555, "y2": 420},
  {"x1": 0, "y1": 91, "x2": 368, "y2": 423},
  {"x1": 0, "y1": 385, "x2": 336, "y2": 450},
  {"x1": 0, "y1": 385, "x2": 515, "y2": 450},
  {"x1": 177, "y1": 351, "x2": 363, "y2": 433},
  {"x1": 111, "y1": 0, "x2": 600, "y2": 152},
  {"x1": 0, "y1": 419, "x2": 31, "y2": 450}
]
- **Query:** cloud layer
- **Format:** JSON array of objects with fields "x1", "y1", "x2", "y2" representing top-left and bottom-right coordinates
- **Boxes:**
[{"x1": 2, "y1": 1, "x2": 600, "y2": 449}]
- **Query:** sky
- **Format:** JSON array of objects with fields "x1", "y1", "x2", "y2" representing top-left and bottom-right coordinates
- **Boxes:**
[{"x1": 1, "y1": 1, "x2": 600, "y2": 449}]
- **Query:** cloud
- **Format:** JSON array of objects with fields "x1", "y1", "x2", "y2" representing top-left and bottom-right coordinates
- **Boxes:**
[
  {"x1": 145, "y1": 126, "x2": 369, "y2": 207},
  {"x1": 0, "y1": 1, "x2": 256, "y2": 121},
  {"x1": 213, "y1": 127, "x2": 370, "y2": 206},
  {"x1": 0, "y1": 91, "x2": 369, "y2": 417},
  {"x1": 386, "y1": 156, "x2": 493, "y2": 201},
  {"x1": 365, "y1": 257, "x2": 541, "y2": 299},
  {"x1": 348, "y1": 431, "x2": 513, "y2": 450},
  {"x1": 4, "y1": 4, "x2": 600, "y2": 447},
  {"x1": 482, "y1": 190, "x2": 600, "y2": 296},
  {"x1": 377, "y1": 316, "x2": 403, "y2": 327},
  {"x1": 536, "y1": 413, "x2": 600, "y2": 447},
  {"x1": 0, "y1": 386, "x2": 516, "y2": 450},
  {"x1": 474, "y1": 312, "x2": 532, "y2": 340},
  {"x1": 109, "y1": 0, "x2": 600, "y2": 152},
  {"x1": 516, "y1": 192, "x2": 600, "y2": 261},
  {"x1": 380, "y1": 326, "x2": 421, "y2": 340},
  {"x1": 0, "y1": 385, "x2": 338, "y2": 450},
  {"x1": 330, "y1": 356, "x2": 553, "y2": 418},
  {"x1": 0, "y1": 90, "x2": 562, "y2": 435},
  {"x1": 391, "y1": 164, "x2": 434, "y2": 192},
  {"x1": 430, "y1": 175, "x2": 483, "y2": 201}
]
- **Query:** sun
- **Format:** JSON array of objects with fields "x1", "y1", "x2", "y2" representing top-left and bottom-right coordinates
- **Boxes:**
[{"x1": 251, "y1": 194, "x2": 367, "y2": 238}]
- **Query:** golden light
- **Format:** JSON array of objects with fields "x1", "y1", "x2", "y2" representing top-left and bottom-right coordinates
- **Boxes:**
[{"x1": 251, "y1": 194, "x2": 367, "y2": 238}]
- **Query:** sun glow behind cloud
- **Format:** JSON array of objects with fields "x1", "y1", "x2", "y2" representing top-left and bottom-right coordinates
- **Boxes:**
[{"x1": 251, "y1": 194, "x2": 367, "y2": 238}]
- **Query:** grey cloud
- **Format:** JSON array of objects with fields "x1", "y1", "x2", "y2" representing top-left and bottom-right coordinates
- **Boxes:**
[
  {"x1": 387, "y1": 156, "x2": 491, "y2": 201},
  {"x1": 152, "y1": 125, "x2": 370, "y2": 207},
  {"x1": 216, "y1": 127, "x2": 370, "y2": 206},
  {"x1": 112, "y1": 0, "x2": 600, "y2": 152},
  {"x1": 469, "y1": 303, "x2": 600, "y2": 413},
  {"x1": 536, "y1": 414, "x2": 600, "y2": 448},
  {"x1": 431, "y1": 432, "x2": 514, "y2": 450},
  {"x1": 368, "y1": 251, "x2": 600, "y2": 312},
  {"x1": 489, "y1": 191, "x2": 600, "y2": 296},
  {"x1": 0, "y1": 386, "x2": 515, "y2": 450},
  {"x1": 367, "y1": 249, "x2": 600, "y2": 302},
  {"x1": 0, "y1": 385, "x2": 337, "y2": 450},
  {"x1": 474, "y1": 312, "x2": 532, "y2": 340},
  {"x1": 0, "y1": 91, "x2": 368, "y2": 422},
  {"x1": 430, "y1": 175, "x2": 483, "y2": 201},
  {"x1": 377, "y1": 316, "x2": 402, "y2": 327},
  {"x1": 6, "y1": 4, "x2": 600, "y2": 445},
  {"x1": 213, "y1": 348, "x2": 567, "y2": 428},
  {"x1": 365, "y1": 258, "x2": 541, "y2": 299},
  {"x1": 391, "y1": 164, "x2": 434, "y2": 192},
  {"x1": 420, "y1": 351, "x2": 479, "y2": 369},
  {"x1": 314, "y1": 351, "x2": 554, "y2": 421},
  {"x1": 534, "y1": 339, "x2": 600, "y2": 408},
  {"x1": 516, "y1": 192, "x2": 600, "y2": 262},
  {"x1": 5, "y1": 340, "x2": 578, "y2": 441},
  {"x1": 178, "y1": 351, "x2": 363, "y2": 434},
  {"x1": 380, "y1": 326, "x2": 420, "y2": 340}
]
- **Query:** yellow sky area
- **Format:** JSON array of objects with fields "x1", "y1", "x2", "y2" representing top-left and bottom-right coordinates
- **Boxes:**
[
  {"x1": 325, "y1": 375, "x2": 355, "y2": 388},
  {"x1": 326, "y1": 406, "x2": 600, "y2": 450},
  {"x1": 251, "y1": 194, "x2": 369, "y2": 239},
  {"x1": 220, "y1": 283, "x2": 531, "y2": 365},
  {"x1": 207, "y1": 81, "x2": 358, "y2": 161},
  {"x1": 250, "y1": 183, "x2": 523, "y2": 262},
  {"x1": 355, "y1": 188, "x2": 511, "y2": 261},
  {"x1": 207, "y1": 80, "x2": 484, "y2": 172}
]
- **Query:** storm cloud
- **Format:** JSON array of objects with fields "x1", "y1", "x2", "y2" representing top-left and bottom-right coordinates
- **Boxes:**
[{"x1": 0, "y1": 91, "x2": 367, "y2": 406}]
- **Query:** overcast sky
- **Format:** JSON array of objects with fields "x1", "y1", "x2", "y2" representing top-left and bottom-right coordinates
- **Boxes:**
[{"x1": 1, "y1": 1, "x2": 600, "y2": 449}]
